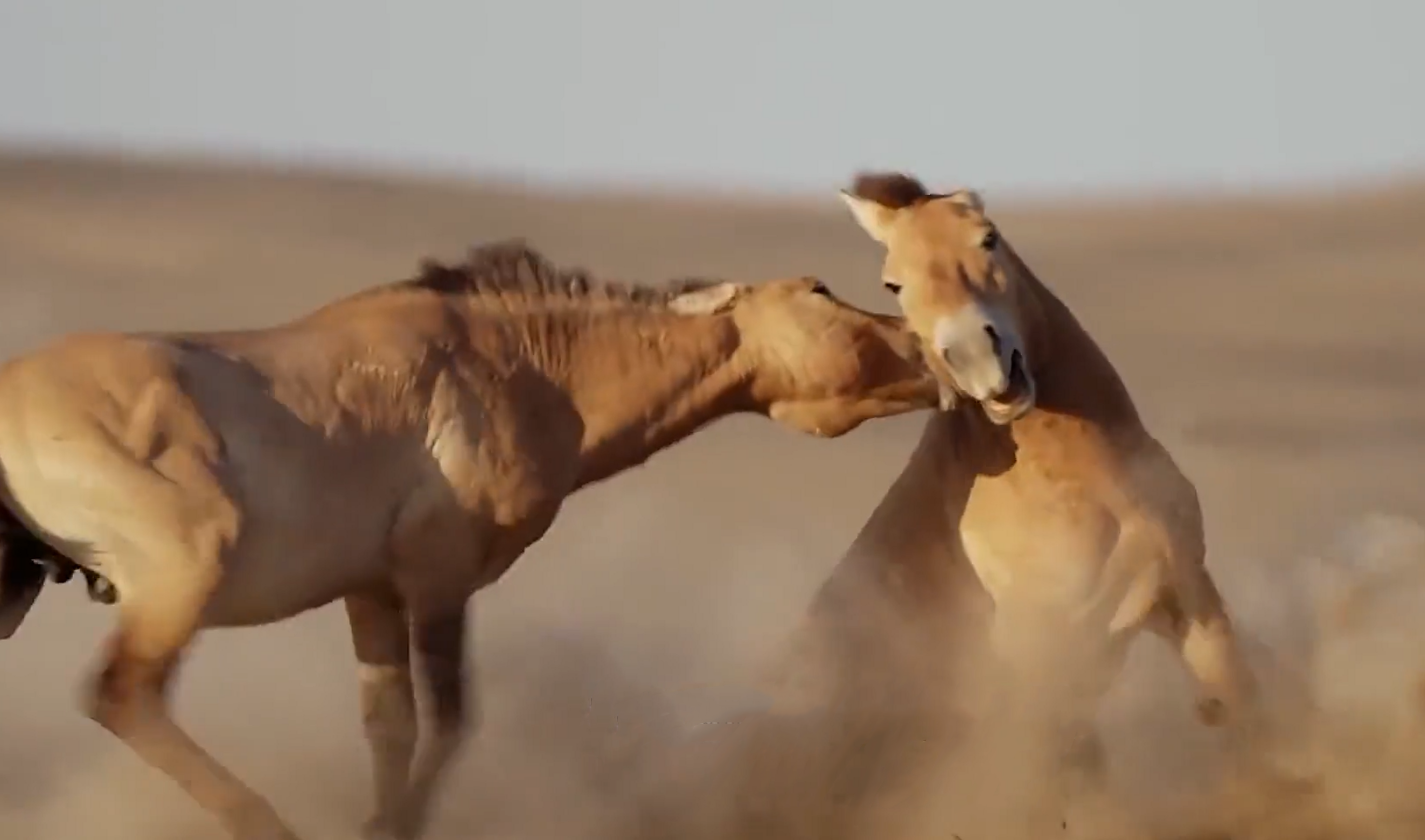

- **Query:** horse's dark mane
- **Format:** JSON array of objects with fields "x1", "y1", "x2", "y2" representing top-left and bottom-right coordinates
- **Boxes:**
[{"x1": 391, "y1": 238, "x2": 726, "y2": 307}]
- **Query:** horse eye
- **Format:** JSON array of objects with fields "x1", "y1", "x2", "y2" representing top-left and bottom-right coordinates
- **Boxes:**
[
  {"x1": 981, "y1": 229, "x2": 1000, "y2": 251},
  {"x1": 810, "y1": 281, "x2": 833, "y2": 297},
  {"x1": 883, "y1": 281, "x2": 903, "y2": 295}
]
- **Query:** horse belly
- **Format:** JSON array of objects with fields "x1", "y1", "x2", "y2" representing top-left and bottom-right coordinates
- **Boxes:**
[{"x1": 202, "y1": 487, "x2": 394, "y2": 628}]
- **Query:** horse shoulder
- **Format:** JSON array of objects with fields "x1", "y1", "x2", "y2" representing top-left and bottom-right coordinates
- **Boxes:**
[{"x1": 423, "y1": 364, "x2": 578, "y2": 527}]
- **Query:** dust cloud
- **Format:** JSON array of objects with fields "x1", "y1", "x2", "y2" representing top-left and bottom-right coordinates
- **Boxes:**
[{"x1": 9, "y1": 488, "x2": 1425, "y2": 840}]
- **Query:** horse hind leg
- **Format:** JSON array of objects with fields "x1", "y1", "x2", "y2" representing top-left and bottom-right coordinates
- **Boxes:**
[
  {"x1": 985, "y1": 604, "x2": 1126, "y2": 830},
  {"x1": 87, "y1": 577, "x2": 299, "y2": 840},
  {"x1": 344, "y1": 585, "x2": 418, "y2": 840}
]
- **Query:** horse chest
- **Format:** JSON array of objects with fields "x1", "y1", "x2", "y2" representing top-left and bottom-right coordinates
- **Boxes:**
[
  {"x1": 487, "y1": 494, "x2": 564, "y2": 559},
  {"x1": 957, "y1": 481, "x2": 1120, "y2": 607},
  {"x1": 484, "y1": 450, "x2": 576, "y2": 520},
  {"x1": 470, "y1": 457, "x2": 576, "y2": 564}
]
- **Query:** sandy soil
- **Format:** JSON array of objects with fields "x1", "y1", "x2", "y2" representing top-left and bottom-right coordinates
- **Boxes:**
[{"x1": 1, "y1": 150, "x2": 1424, "y2": 840}]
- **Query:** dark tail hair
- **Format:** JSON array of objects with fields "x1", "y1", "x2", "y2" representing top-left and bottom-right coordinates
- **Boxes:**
[{"x1": 0, "y1": 505, "x2": 114, "y2": 606}]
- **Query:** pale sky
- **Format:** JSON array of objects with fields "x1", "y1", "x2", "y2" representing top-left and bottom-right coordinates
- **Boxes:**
[{"x1": 1, "y1": 0, "x2": 1421, "y2": 198}]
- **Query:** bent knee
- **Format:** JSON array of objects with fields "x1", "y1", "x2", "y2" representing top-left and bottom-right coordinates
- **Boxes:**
[{"x1": 83, "y1": 663, "x2": 149, "y2": 731}]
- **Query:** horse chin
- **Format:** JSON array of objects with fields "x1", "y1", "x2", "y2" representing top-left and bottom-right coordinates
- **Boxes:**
[
  {"x1": 981, "y1": 354, "x2": 1035, "y2": 425},
  {"x1": 982, "y1": 398, "x2": 1029, "y2": 425},
  {"x1": 982, "y1": 382, "x2": 1036, "y2": 425},
  {"x1": 768, "y1": 400, "x2": 856, "y2": 439}
]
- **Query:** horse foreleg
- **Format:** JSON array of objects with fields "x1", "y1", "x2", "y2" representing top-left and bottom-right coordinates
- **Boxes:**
[
  {"x1": 1150, "y1": 559, "x2": 1259, "y2": 731},
  {"x1": 375, "y1": 604, "x2": 475, "y2": 840},
  {"x1": 87, "y1": 596, "x2": 298, "y2": 840},
  {"x1": 345, "y1": 585, "x2": 418, "y2": 839}
]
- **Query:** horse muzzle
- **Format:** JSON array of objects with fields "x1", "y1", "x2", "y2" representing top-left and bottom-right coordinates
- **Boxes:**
[{"x1": 980, "y1": 349, "x2": 1036, "y2": 425}]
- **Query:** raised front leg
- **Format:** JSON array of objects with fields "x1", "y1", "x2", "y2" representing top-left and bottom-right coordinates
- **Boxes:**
[
  {"x1": 1150, "y1": 556, "x2": 1260, "y2": 731},
  {"x1": 1145, "y1": 555, "x2": 1336, "y2": 830},
  {"x1": 368, "y1": 605, "x2": 475, "y2": 840},
  {"x1": 345, "y1": 585, "x2": 417, "y2": 839}
]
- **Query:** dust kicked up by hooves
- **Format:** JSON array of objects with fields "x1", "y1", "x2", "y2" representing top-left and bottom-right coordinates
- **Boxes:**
[{"x1": 606, "y1": 512, "x2": 1425, "y2": 840}]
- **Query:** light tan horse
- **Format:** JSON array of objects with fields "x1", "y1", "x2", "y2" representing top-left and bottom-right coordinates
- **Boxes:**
[
  {"x1": 771, "y1": 174, "x2": 1264, "y2": 816},
  {"x1": 0, "y1": 238, "x2": 950, "y2": 840}
]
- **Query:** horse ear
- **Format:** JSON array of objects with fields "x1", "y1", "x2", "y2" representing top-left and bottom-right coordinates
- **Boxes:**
[
  {"x1": 838, "y1": 191, "x2": 899, "y2": 244},
  {"x1": 668, "y1": 282, "x2": 742, "y2": 316}
]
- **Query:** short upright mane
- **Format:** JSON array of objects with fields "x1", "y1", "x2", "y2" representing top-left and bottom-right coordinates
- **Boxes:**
[
  {"x1": 850, "y1": 172, "x2": 931, "y2": 209},
  {"x1": 849, "y1": 172, "x2": 975, "y2": 210},
  {"x1": 388, "y1": 238, "x2": 726, "y2": 309}
]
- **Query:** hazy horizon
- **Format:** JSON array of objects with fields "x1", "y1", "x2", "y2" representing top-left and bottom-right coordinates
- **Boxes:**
[{"x1": 2, "y1": 0, "x2": 1423, "y2": 200}]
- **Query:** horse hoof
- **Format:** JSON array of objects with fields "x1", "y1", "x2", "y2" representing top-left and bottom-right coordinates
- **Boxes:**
[
  {"x1": 234, "y1": 821, "x2": 302, "y2": 840},
  {"x1": 361, "y1": 815, "x2": 415, "y2": 840},
  {"x1": 229, "y1": 802, "x2": 302, "y2": 840},
  {"x1": 1196, "y1": 696, "x2": 1228, "y2": 727}
]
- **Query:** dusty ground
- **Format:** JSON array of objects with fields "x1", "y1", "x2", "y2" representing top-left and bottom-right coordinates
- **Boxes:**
[{"x1": 1, "y1": 150, "x2": 1424, "y2": 839}]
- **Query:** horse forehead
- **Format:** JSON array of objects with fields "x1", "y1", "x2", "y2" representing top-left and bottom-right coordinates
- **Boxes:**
[{"x1": 892, "y1": 215, "x2": 979, "y2": 264}]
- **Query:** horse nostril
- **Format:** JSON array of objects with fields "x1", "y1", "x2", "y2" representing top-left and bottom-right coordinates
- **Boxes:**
[{"x1": 984, "y1": 325, "x2": 1002, "y2": 356}]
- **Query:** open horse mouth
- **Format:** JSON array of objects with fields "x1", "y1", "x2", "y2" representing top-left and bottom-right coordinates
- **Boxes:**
[{"x1": 982, "y1": 349, "x2": 1035, "y2": 425}]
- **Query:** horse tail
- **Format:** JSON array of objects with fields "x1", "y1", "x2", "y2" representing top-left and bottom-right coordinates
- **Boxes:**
[
  {"x1": 0, "y1": 503, "x2": 59, "y2": 639},
  {"x1": 0, "y1": 502, "x2": 114, "y2": 640}
]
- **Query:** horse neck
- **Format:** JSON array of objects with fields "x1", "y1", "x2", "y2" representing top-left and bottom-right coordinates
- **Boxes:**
[
  {"x1": 1010, "y1": 250, "x2": 1143, "y2": 436},
  {"x1": 551, "y1": 308, "x2": 752, "y2": 488}
]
